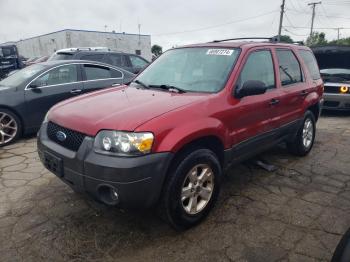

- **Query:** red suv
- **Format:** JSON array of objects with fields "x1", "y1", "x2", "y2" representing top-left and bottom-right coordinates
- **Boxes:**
[{"x1": 38, "y1": 39, "x2": 323, "y2": 229}]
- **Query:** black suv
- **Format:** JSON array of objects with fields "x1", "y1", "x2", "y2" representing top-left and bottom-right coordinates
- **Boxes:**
[
  {"x1": 48, "y1": 48, "x2": 149, "y2": 74},
  {"x1": 0, "y1": 45, "x2": 24, "y2": 79}
]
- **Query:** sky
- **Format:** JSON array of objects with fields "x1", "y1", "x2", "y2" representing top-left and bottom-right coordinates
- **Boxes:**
[{"x1": 0, "y1": 0, "x2": 349, "y2": 50}]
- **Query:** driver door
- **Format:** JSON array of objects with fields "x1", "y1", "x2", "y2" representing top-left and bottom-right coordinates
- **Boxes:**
[{"x1": 24, "y1": 64, "x2": 83, "y2": 128}]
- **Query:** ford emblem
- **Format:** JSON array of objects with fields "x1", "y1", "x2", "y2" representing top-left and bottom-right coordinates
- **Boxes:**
[{"x1": 56, "y1": 131, "x2": 67, "y2": 142}]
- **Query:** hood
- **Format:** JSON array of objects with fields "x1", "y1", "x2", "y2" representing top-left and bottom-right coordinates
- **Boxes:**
[
  {"x1": 49, "y1": 86, "x2": 207, "y2": 136},
  {"x1": 313, "y1": 46, "x2": 350, "y2": 70}
]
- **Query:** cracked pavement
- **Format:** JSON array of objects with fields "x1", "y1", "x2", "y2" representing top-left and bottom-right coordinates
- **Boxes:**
[{"x1": 0, "y1": 113, "x2": 349, "y2": 262}]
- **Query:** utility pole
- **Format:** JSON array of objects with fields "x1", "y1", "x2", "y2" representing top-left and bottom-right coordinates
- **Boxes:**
[
  {"x1": 308, "y1": 2, "x2": 321, "y2": 39},
  {"x1": 336, "y1": 27, "x2": 343, "y2": 40},
  {"x1": 277, "y1": 0, "x2": 286, "y2": 42}
]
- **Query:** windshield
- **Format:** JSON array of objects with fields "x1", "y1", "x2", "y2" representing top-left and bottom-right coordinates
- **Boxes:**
[
  {"x1": 320, "y1": 68, "x2": 350, "y2": 83},
  {"x1": 48, "y1": 52, "x2": 74, "y2": 61},
  {"x1": 0, "y1": 64, "x2": 46, "y2": 87},
  {"x1": 134, "y1": 47, "x2": 240, "y2": 93}
]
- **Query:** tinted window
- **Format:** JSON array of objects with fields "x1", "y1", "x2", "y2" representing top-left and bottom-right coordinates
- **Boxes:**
[
  {"x1": 129, "y1": 56, "x2": 148, "y2": 68},
  {"x1": 276, "y1": 49, "x2": 303, "y2": 86},
  {"x1": 80, "y1": 54, "x2": 104, "y2": 62},
  {"x1": 237, "y1": 50, "x2": 275, "y2": 90},
  {"x1": 35, "y1": 64, "x2": 78, "y2": 87},
  {"x1": 84, "y1": 65, "x2": 111, "y2": 80},
  {"x1": 111, "y1": 69, "x2": 122, "y2": 78},
  {"x1": 299, "y1": 50, "x2": 321, "y2": 80},
  {"x1": 105, "y1": 54, "x2": 127, "y2": 67}
]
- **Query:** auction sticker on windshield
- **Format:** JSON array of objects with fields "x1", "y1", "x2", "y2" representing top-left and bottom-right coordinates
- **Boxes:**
[{"x1": 206, "y1": 49, "x2": 234, "y2": 56}]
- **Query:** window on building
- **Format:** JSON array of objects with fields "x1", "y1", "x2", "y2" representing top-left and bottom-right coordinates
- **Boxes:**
[
  {"x1": 135, "y1": 50, "x2": 141, "y2": 55},
  {"x1": 276, "y1": 49, "x2": 303, "y2": 86}
]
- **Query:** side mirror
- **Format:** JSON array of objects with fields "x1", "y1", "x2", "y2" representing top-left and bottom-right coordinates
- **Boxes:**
[
  {"x1": 29, "y1": 82, "x2": 39, "y2": 89},
  {"x1": 235, "y1": 80, "x2": 267, "y2": 99}
]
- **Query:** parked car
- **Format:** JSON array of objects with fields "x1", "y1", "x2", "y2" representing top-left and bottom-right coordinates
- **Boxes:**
[
  {"x1": 0, "y1": 60, "x2": 134, "y2": 146},
  {"x1": 0, "y1": 45, "x2": 24, "y2": 79},
  {"x1": 38, "y1": 39, "x2": 323, "y2": 229},
  {"x1": 48, "y1": 47, "x2": 149, "y2": 74},
  {"x1": 313, "y1": 45, "x2": 350, "y2": 110}
]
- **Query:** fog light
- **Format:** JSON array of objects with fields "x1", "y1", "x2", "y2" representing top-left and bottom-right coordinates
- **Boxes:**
[{"x1": 340, "y1": 86, "x2": 349, "y2": 94}]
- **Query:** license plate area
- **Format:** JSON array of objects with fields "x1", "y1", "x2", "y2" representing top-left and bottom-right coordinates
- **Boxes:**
[{"x1": 43, "y1": 151, "x2": 63, "y2": 177}]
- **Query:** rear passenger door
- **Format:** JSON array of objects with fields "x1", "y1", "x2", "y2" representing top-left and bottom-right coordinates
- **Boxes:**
[
  {"x1": 273, "y1": 48, "x2": 308, "y2": 127},
  {"x1": 81, "y1": 64, "x2": 124, "y2": 93}
]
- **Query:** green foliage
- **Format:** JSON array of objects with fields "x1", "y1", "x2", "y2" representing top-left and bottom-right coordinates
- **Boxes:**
[
  {"x1": 306, "y1": 32, "x2": 327, "y2": 46},
  {"x1": 279, "y1": 35, "x2": 294, "y2": 43},
  {"x1": 328, "y1": 37, "x2": 350, "y2": 46},
  {"x1": 151, "y1": 44, "x2": 163, "y2": 56}
]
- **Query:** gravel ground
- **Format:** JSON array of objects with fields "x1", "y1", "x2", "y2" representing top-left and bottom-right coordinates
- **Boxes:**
[{"x1": 0, "y1": 112, "x2": 349, "y2": 262}]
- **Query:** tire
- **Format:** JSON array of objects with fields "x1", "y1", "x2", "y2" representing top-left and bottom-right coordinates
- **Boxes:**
[
  {"x1": 159, "y1": 148, "x2": 222, "y2": 230},
  {"x1": 287, "y1": 110, "x2": 316, "y2": 156},
  {"x1": 0, "y1": 109, "x2": 22, "y2": 147}
]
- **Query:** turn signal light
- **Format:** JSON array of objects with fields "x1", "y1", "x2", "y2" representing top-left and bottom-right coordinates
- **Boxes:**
[{"x1": 340, "y1": 86, "x2": 349, "y2": 94}]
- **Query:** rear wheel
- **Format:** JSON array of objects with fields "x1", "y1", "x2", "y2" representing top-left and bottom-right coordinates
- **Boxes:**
[
  {"x1": 287, "y1": 111, "x2": 316, "y2": 156},
  {"x1": 159, "y1": 148, "x2": 222, "y2": 230},
  {"x1": 0, "y1": 109, "x2": 21, "y2": 147}
]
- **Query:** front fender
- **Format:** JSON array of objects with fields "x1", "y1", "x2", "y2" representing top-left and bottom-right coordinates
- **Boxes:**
[{"x1": 153, "y1": 117, "x2": 229, "y2": 153}]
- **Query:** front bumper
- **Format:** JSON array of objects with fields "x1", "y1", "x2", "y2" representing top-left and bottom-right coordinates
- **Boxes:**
[
  {"x1": 323, "y1": 93, "x2": 350, "y2": 110},
  {"x1": 37, "y1": 123, "x2": 174, "y2": 209}
]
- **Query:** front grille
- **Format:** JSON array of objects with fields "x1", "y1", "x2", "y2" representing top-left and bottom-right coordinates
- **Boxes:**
[
  {"x1": 47, "y1": 122, "x2": 86, "y2": 151},
  {"x1": 324, "y1": 85, "x2": 340, "y2": 94},
  {"x1": 323, "y1": 101, "x2": 340, "y2": 108}
]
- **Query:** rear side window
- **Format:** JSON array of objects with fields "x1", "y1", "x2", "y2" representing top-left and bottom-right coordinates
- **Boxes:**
[
  {"x1": 84, "y1": 65, "x2": 111, "y2": 80},
  {"x1": 105, "y1": 54, "x2": 128, "y2": 67},
  {"x1": 276, "y1": 49, "x2": 303, "y2": 86},
  {"x1": 129, "y1": 55, "x2": 148, "y2": 68},
  {"x1": 299, "y1": 50, "x2": 321, "y2": 80},
  {"x1": 80, "y1": 54, "x2": 104, "y2": 62},
  {"x1": 237, "y1": 50, "x2": 275, "y2": 89}
]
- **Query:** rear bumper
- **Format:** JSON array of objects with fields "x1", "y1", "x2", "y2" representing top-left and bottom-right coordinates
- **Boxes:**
[
  {"x1": 323, "y1": 93, "x2": 350, "y2": 110},
  {"x1": 37, "y1": 123, "x2": 174, "y2": 209}
]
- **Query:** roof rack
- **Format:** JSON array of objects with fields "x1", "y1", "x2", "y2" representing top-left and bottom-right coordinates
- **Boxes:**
[{"x1": 210, "y1": 37, "x2": 278, "y2": 43}]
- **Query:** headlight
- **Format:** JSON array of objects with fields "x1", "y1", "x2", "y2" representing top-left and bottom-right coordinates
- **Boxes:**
[{"x1": 94, "y1": 130, "x2": 154, "y2": 156}]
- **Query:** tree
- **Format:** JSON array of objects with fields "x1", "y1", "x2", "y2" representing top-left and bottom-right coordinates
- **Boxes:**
[
  {"x1": 151, "y1": 44, "x2": 162, "y2": 56},
  {"x1": 279, "y1": 35, "x2": 294, "y2": 43},
  {"x1": 328, "y1": 37, "x2": 350, "y2": 46},
  {"x1": 306, "y1": 32, "x2": 327, "y2": 46}
]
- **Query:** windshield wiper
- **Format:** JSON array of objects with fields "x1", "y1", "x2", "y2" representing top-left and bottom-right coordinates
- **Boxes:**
[
  {"x1": 132, "y1": 80, "x2": 149, "y2": 89},
  {"x1": 148, "y1": 84, "x2": 186, "y2": 93}
]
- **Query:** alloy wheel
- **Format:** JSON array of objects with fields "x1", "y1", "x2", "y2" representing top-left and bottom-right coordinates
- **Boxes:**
[
  {"x1": 181, "y1": 164, "x2": 214, "y2": 215},
  {"x1": 0, "y1": 112, "x2": 18, "y2": 145},
  {"x1": 302, "y1": 118, "x2": 313, "y2": 149}
]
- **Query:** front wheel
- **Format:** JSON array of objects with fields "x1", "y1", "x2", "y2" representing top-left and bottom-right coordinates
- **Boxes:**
[
  {"x1": 287, "y1": 111, "x2": 316, "y2": 156},
  {"x1": 159, "y1": 148, "x2": 222, "y2": 230},
  {"x1": 0, "y1": 109, "x2": 21, "y2": 147}
]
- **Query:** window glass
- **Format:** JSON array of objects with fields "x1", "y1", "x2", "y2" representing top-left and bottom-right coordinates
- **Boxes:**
[
  {"x1": 299, "y1": 50, "x2": 321, "y2": 80},
  {"x1": 276, "y1": 49, "x2": 303, "y2": 86},
  {"x1": 130, "y1": 56, "x2": 148, "y2": 68},
  {"x1": 135, "y1": 50, "x2": 141, "y2": 55},
  {"x1": 84, "y1": 65, "x2": 111, "y2": 80},
  {"x1": 111, "y1": 69, "x2": 122, "y2": 78},
  {"x1": 135, "y1": 47, "x2": 240, "y2": 93},
  {"x1": 237, "y1": 50, "x2": 275, "y2": 90},
  {"x1": 35, "y1": 64, "x2": 77, "y2": 87},
  {"x1": 48, "y1": 52, "x2": 74, "y2": 61},
  {"x1": 105, "y1": 54, "x2": 127, "y2": 67},
  {"x1": 0, "y1": 64, "x2": 46, "y2": 87},
  {"x1": 80, "y1": 54, "x2": 104, "y2": 62}
]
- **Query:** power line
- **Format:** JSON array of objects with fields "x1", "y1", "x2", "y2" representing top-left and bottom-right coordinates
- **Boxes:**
[
  {"x1": 286, "y1": 8, "x2": 350, "y2": 20},
  {"x1": 154, "y1": 10, "x2": 278, "y2": 36}
]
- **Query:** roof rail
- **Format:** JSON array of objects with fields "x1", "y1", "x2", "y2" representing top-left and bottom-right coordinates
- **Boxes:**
[{"x1": 210, "y1": 37, "x2": 279, "y2": 43}]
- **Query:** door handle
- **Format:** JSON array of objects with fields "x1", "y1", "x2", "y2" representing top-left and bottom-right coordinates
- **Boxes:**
[
  {"x1": 269, "y1": 98, "x2": 280, "y2": 106},
  {"x1": 300, "y1": 90, "x2": 308, "y2": 97},
  {"x1": 70, "y1": 89, "x2": 82, "y2": 94}
]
